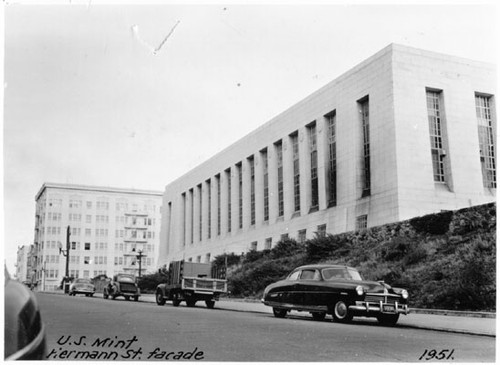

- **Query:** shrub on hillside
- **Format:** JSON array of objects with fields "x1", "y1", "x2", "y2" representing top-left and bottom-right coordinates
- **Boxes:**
[
  {"x1": 213, "y1": 253, "x2": 241, "y2": 268},
  {"x1": 137, "y1": 272, "x2": 165, "y2": 293},
  {"x1": 244, "y1": 249, "x2": 271, "y2": 263},
  {"x1": 305, "y1": 233, "x2": 350, "y2": 262},
  {"x1": 270, "y1": 238, "x2": 303, "y2": 259},
  {"x1": 410, "y1": 211, "x2": 453, "y2": 235}
]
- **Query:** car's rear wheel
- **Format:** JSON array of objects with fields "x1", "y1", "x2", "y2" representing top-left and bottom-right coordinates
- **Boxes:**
[
  {"x1": 125, "y1": 296, "x2": 130, "y2": 301},
  {"x1": 273, "y1": 308, "x2": 287, "y2": 318},
  {"x1": 312, "y1": 312, "x2": 326, "y2": 321},
  {"x1": 205, "y1": 300, "x2": 215, "y2": 309},
  {"x1": 332, "y1": 300, "x2": 353, "y2": 323},
  {"x1": 377, "y1": 313, "x2": 399, "y2": 326},
  {"x1": 156, "y1": 292, "x2": 166, "y2": 306}
]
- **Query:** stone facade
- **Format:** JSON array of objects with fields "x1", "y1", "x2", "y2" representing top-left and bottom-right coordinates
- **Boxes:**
[{"x1": 159, "y1": 44, "x2": 496, "y2": 266}]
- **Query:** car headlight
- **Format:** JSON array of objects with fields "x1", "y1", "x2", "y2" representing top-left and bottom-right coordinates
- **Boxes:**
[
  {"x1": 401, "y1": 289, "x2": 409, "y2": 299},
  {"x1": 355, "y1": 285, "x2": 364, "y2": 296}
]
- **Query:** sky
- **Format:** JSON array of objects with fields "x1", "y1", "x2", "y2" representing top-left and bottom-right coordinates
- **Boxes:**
[{"x1": 2, "y1": 1, "x2": 498, "y2": 276}]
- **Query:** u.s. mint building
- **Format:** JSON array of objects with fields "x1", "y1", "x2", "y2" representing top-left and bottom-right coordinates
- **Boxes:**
[{"x1": 158, "y1": 44, "x2": 496, "y2": 266}]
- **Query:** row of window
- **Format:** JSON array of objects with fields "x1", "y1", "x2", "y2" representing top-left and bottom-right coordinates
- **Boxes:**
[
  {"x1": 178, "y1": 98, "x2": 371, "y2": 245},
  {"x1": 45, "y1": 213, "x2": 156, "y2": 225},
  {"x1": 43, "y1": 227, "x2": 156, "y2": 239},
  {"x1": 47, "y1": 198, "x2": 158, "y2": 212}
]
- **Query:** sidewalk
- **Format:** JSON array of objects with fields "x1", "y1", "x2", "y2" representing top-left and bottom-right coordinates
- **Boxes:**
[{"x1": 140, "y1": 294, "x2": 496, "y2": 338}]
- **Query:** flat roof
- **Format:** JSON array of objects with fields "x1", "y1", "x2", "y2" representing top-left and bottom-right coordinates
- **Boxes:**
[{"x1": 35, "y1": 182, "x2": 163, "y2": 201}]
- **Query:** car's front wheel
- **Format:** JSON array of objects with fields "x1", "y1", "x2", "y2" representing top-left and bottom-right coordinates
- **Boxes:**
[
  {"x1": 156, "y1": 292, "x2": 166, "y2": 306},
  {"x1": 332, "y1": 300, "x2": 353, "y2": 323},
  {"x1": 205, "y1": 300, "x2": 215, "y2": 309},
  {"x1": 272, "y1": 308, "x2": 287, "y2": 318},
  {"x1": 377, "y1": 313, "x2": 399, "y2": 326}
]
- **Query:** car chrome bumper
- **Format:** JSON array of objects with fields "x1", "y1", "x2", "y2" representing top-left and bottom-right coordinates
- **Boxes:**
[{"x1": 349, "y1": 301, "x2": 409, "y2": 315}]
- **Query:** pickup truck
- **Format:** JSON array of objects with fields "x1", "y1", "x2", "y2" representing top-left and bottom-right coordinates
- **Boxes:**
[{"x1": 155, "y1": 260, "x2": 227, "y2": 309}]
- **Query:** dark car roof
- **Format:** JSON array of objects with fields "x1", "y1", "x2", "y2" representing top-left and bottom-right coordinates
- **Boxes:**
[{"x1": 292, "y1": 264, "x2": 357, "y2": 271}]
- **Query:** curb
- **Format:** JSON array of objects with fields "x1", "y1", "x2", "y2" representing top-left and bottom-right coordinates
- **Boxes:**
[{"x1": 409, "y1": 308, "x2": 495, "y2": 319}]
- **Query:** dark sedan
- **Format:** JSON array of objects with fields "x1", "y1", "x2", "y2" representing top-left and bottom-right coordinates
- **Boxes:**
[{"x1": 262, "y1": 264, "x2": 409, "y2": 325}]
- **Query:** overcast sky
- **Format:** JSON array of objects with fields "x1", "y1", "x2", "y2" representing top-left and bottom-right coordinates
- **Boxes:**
[{"x1": 2, "y1": 1, "x2": 497, "y2": 275}]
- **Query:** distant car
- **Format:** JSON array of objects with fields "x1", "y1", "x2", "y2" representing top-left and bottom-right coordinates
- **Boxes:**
[
  {"x1": 103, "y1": 273, "x2": 140, "y2": 301},
  {"x1": 69, "y1": 278, "x2": 95, "y2": 297},
  {"x1": 4, "y1": 268, "x2": 46, "y2": 360},
  {"x1": 262, "y1": 264, "x2": 409, "y2": 326}
]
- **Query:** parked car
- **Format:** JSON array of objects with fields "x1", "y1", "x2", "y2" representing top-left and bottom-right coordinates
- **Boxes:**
[
  {"x1": 103, "y1": 273, "x2": 140, "y2": 301},
  {"x1": 262, "y1": 264, "x2": 409, "y2": 326},
  {"x1": 68, "y1": 278, "x2": 95, "y2": 297},
  {"x1": 4, "y1": 267, "x2": 46, "y2": 360}
]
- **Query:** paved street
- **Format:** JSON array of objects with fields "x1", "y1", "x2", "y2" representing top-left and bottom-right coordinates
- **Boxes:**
[{"x1": 36, "y1": 293, "x2": 494, "y2": 362}]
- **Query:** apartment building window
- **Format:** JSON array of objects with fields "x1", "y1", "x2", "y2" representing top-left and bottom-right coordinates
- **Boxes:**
[
  {"x1": 356, "y1": 215, "x2": 368, "y2": 230},
  {"x1": 181, "y1": 192, "x2": 186, "y2": 246},
  {"x1": 476, "y1": 94, "x2": 496, "y2": 188},
  {"x1": 359, "y1": 97, "x2": 371, "y2": 196},
  {"x1": 280, "y1": 233, "x2": 289, "y2": 241},
  {"x1": 308, "y1": 123, "x2": 319, "y2": 208},
  {"x1": 226, "y1": 169, "x2": 231, "y2": 232},
  {"x1": 426, "y1": 90, "x2": 447, "y2": 183},
  {"x1": 298, "y1": 229, "x2": 307, "y2": 244},
  {"x1": 291, "y1": 133, "x2": 300, "y2": 212},
  {"x1": 237, "y1": 163, "x2": 243, "y2": 229},
  {"x1": 249, "y1": 157, "x2": 256, "y2": 225},
  {"x1": 206, "y1": 253, "x2": 211, "y2": 263},
  {"x1": 71, "y1": 227, "x2": 81, "y2": 236},
  {"x1": 216, "y1": 174, "x2": 221, "y2": 235},
  {"x1": 69, "y1": 200, "x2": 82, "y2": 209},
  {"x1": 316, "y1": 224, "x2": 326, "y2": 238},
  {"x1": 198, "y1": 184, "x2": 203, "y2": 240},
  {"x1": 326, "y1": 111, "x2": 337, "y2": 206},
  {"x1": 276, "y1": 141, "x2": 284, "y2": 217},
  {"x1": 86, "y1": 201, "x2": 92, "y2": 209},
  {"x1": 96, "y1": 201, "x2": 109, "y2": 210},
  {"x1": 250, "y1": 241, "x2": 258, "y2": 251},
  {"x1": 207, "y1": 179, "x2": 212, "y2": 238},
  {"x1": 264, "y1": 237, "x2": 272, "y2": 250},
  {"x1": 261, "y1": 149, "x2": 269, "y2": 221},
  {"x1": 190, "y1": 188, "x2": 194, "y2": 244},
  {"x1": 85, "y1": 228, "x2": 91, "y2": 237},
  {"x1": 86, "y1": 215, "x2": 92, "y2": 223},
  {"x1": 84, "y1": 242, "x2": 91, "y2": 250},
  {"x1": 84, "y1": 257, "x2": 90, "y2": 264}
]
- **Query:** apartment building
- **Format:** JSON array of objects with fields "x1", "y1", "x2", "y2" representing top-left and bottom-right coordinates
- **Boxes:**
[
  {"x1": 32, "y1": 183, "x2": 162, "y2": 291},
  {"x1": 158, "y1": 44, "x2": 496, "y2": 266}
]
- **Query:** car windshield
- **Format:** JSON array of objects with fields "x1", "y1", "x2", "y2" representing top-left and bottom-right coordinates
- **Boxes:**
[
  {"x1": 322, "y1": 267, "x2": 363, "y2": 281},
  {"x1": 74, "y1": 279, "x2": 91, "y2": 284},
  {"x1": 117, "y1": 275, "x2": 135, "y2": 283}
]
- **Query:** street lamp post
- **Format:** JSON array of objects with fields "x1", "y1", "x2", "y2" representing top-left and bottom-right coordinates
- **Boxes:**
[
  {"x1": 59, "y1": 226, "x2": 71, "y2": 292},
  {"x1": 137, "y1": 250, "x2": 143, "y2": 278}
]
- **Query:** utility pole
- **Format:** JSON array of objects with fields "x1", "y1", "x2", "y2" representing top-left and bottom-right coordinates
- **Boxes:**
[{"x1": 59, "y1": 225, "x2": 71, "y2": 292}]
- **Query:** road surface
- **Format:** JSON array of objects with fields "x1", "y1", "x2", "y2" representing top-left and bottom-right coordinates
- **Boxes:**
[{"x1": 36, "y1": 293, "x2": 495, "y2": 362}]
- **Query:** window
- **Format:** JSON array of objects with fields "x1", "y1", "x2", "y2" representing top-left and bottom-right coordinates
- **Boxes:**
[
  {"x1": 83, "y1": 270, "x2": 90, "y2": 278},
  {"x1": 226, "y1": 169, "x2": 231, "y2": 232},
  {"x1": 316, "y1": 224, "x2": 326, "y2": 238},
  {"x1": 300, "y1": 269, "x2": 320, "y2": 281},
  {"x1": 280, "y1": 233, "x2": 289, "y2": 241},
  {"x1": 86, "y1": 201, "x2": 92, "y2": 209},
  {"x1": 198, "y1": 184, "x2": 203, "y2": 240},
  {"x1": 261, "y1": 149, "x2": 269, "y2": 221},
  {"x1": 426, "y1": 90, "x2": 446, "y2": 183},
  {"x1": 265, "y1": 237, "x2": 272, "y2": 250},
  {"x1": 356, "y1": 215, "x2": 368, "y2": 230},
  {"x1": 96, "y1": 201, "x2": 109, "y2": 210},
  {"x1": 182, "y1": 192, "x2": 186, "y2": 246},
  {"x1": 326, "y1": 111, "x2": 337, "y2": 206},
  {"x1": 276, "y1": 141, "x2": 284, "y2": 217},
  {"x1": 85, "y1": 228, "x2": 91, "y2": 237},
  {"x1": 476, "y1": 94, "x2": 496, "y2": 188},
  {"x1": 298, "y1": 229, "x2": 306, "y2": 244},
  {"x1": 288, "y1": 270, "x2": 300, "y2": 281},
  {"x1": 196, "y1": 256, "x2": 201, "y2": 263},
  {"x1": 84, "y1": 257, "x2": 90, "y2": 264},
  {"x1": 216, "y1": 174, "x2": 221, "y2": 234},
  {"x1": 206, "y1": 253, "x2": 211, "y2": 263},
  {"x1": 250, "y1": 241, "x2": 258, "y2": 251},
  {"x1": 291, "y1": 133, "x2": 300, "y2": 212},
  {"x1": 69, "y1": 200, "x2": 82, "y2": 209},
  {"x1": 237, "y1": 163, "x2": 243, "y2": 229},
  {"x1": 248, "y1": 157, "x2": 255, "y2": 225},
  {"x1": 84, "y1": 242, "x2": 91, "y2": 250},
  {"x1": 207, "y1": 179, "x2": 212, "y2": 238},
  {"x1": 190, "y1": 188, "x2": 194, "y2": 244},
  {"x1": 359, "y1": 97, "x2": 371, "y2": 196},
  {"x1": 308, "y1": 123, "x2": 319, "y2": 208},
  {"x1": 86, "y1": 215, "x2": 92, "y2": 224}
]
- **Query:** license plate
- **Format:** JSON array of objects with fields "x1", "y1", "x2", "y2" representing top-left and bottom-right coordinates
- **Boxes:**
[{"x1": 383, "y1": 305, "x2": 395, "y2": 313}]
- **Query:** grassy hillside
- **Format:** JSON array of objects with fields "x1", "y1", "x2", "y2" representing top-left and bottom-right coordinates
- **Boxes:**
[{"x1": 220, "y1": 203, "x2": 496, "y2": 311}]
